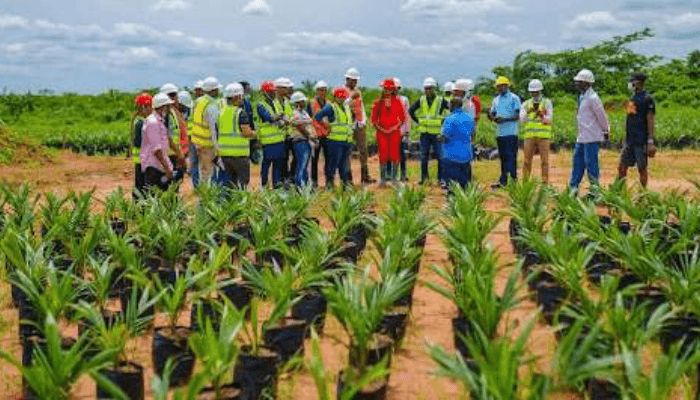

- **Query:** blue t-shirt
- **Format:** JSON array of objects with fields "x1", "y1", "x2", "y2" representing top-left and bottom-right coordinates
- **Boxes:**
[
  {"x1": 441, "y1": 109, "x2": 474, "y2": 163},
  {"x1": 490, "y1": 91, "x2": 521, "y2": 137}
]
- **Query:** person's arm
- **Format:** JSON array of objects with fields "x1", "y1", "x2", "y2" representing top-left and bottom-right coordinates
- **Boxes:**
[
  {"x1": 408, "y1": 100, "x2": 420, "y2": 124},
  {"x1": 154, "y1": 148, "x2": 173, "y2": 179},
  {"x1": 256, "y1": 103, "x2": 274, "y2": 123},
  {"x1": 505, "y1": 96, "x2": 521, "y2": 122},
  {"x1": 519, "y1": 105, "x2": 528, "y2": 123},
  {"x1": 239, "y1": 110, "x2": 256, "y2": 139},
  {"x1": 646, "y1": 97, "x2": 656, "y2": 142},
  {"x1": 314, "y1": 104, "x2": 334, "y2": 123},
  {"x1": 592, "y1": 97, "x2": 610, "y2": 138},
  {"x1": 206, "y1": 104, "x2": 219, "y2": 149},
  {"x1": 488, "y1": 98, "x2": 497, "y2": 121},
  {"x1": 145, "y1": 121, "x2": 173, "y2": 178},
  {"x1": 128, "y1": 112, "x2": 137, "y2": 159},
  {"x1": 542, "y1": 100, "x2": 553, "y2": 125}
]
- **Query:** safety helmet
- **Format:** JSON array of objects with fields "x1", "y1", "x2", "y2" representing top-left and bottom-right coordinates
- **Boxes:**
[
  {"x1": 528, "y1": 79, "x2": 544, "y2": 92},
  {"x1": 423, "y1": 77, "x2": 437, "y2": 88},
  {"x1": 202, "y1": 76, "x2": 220, "y2": 92},
  {"x1": 152, "y1": 93, "x2": 174, "y2": 109},
  {"x1": 495, "y1": 76, "x2": 511, "y2": 86},
  {"x1": 159, "y1": 83, "x2": 178, "y2": 95},
  {"x1": 314, "y1": 80, "x2": 328, "y2": 90},
  {"x1": 393, "y1": 77, "x2": 402, "y2": 88},
  {"x1": 333, "y1": 87, "x2": 350, "y2": 100},
  {"x1": 260, "y1": 80, "x2": 276, "y2": 93},
  {"x1": 344, "y1": 67, "x2": 360, "y2": 80},
  {"x1": 193, "y1": 80, "x2": 204, "y2": 90},
  {"x1": 275, "y1": 77, "x2": 294, "y2": 88},
  {"x1": 443, "y1": 81, "x2": 454, "y2": 92},
  {"x1": 177, "y1": 91, "x2": 193, "y2": 108},
  {"x1": 381, "y1": 78, "x2": 397, "y2": 90},
  {"x1": 134, "y1": 92, "x2": 153, "y2": 107},
  {"x1": 574, "y1": 69, "x2": 595, "y2": 83},
  {"x1": 223, "y1": 83, "x2": 244, "y2": 98},
  {"x1": 290, "y1": 91, "x2": 308, "y2": 103}
]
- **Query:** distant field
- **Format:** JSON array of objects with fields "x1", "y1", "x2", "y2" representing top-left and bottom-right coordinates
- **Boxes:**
[{"x1": 2, "y1": 91, "x2": 699, "y2": 156}]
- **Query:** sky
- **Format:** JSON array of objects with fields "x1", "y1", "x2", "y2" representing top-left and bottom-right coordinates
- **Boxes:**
[{"x1": 1, "y1": 0, "x2": 699, "y2": 93}]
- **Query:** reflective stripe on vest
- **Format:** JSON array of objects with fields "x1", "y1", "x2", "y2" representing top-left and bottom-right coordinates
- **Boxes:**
[
  {"x1": 523, "y1": 98, "x2": 552, "y2": 139},
  {"x1": 132, "y1": 116, "x2": 143, "y2": 164},
  {"x1": 327, "y1": 103, "x2": 353, "y2": 143},
  {"x1": 255, "y1": 100, "x2": 285, "y2": 145},
  {"x1": 417, "y1": 95, "x2": 443, "y2": 134},
  {"x1": 191, "y1": 95, "x2": 214, "y2": 147},
  {"x1": 217, "y1": 105, "x2": 250, "y2": 157},
  {"x1": 167, "y1": 109, "x2": 181, "y2": 156}
]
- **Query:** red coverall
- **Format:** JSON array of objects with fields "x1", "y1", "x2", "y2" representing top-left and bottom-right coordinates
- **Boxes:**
[{"x1": 370, "y1": 96, "x2": 406, "y2": 164}]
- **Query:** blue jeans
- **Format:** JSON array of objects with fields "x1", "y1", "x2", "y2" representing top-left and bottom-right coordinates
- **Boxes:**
[
  {"x1": 214, "y1": 164, "x2": 232, "y2": 186},
  {"x1": 569, "y1": 142, "x2": 600, "y2": 190},
  {"x1": 188, "y1": 142, "x2": 200, "y2": 187},
  {"x1": 325, "y1": 140, "x2": 351, "y2": 186},
  {"x1": 497, "y1": 135, "x2": 518, "y2": 185},
  {"x1": 442, "y1": 159, "x2": 472, "y2": 188},
  {"x1": 293, "y1": 140, "x2": 311, "y2": 187},
  {"x1": 261, "y1": 142, "x2": 286, "y2": 188},
  {"x1": 420, "y1": 133, "x2": 442, "y2": 182}
]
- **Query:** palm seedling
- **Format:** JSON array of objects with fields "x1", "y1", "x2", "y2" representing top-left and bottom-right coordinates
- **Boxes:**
[
  {"x1": 0, "y1": 183, "x2": 39, "y2": 235},
  {"x1": 325, "y1": 188, "x2": 375, "y2": 263},
  {"x1": 247, "y1": 211, "x2": 288, "y2": 267},
  {"x1": 503, "y1": 180, "x2": 551, "y2": 255},
  {"x1": 324, "y1": 264, "x2": 414, "y2": 395}
]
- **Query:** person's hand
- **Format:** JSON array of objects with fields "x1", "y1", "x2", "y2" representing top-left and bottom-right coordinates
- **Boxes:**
[
  {"x1": 165, "y1": 168, "x2": 174, "y2": 180},
  {"x1": 603, "y1": 132, "x2": 610, "y2": 143},
  {"x1": 494, "y1": 116, "x2": 503, "y2": 124},
  {"x1": 647, "y1": 143, "x2": 657, "y2": 158}
]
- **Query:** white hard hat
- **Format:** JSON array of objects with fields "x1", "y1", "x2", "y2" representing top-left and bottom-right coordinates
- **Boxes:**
[
  {"x1": 453, "y1": 79, "x2": 470, "y2": 92},
  {"x1": 423, "y1": 77, "x2": 437, "y2": 88},
  {"x1": 202, "y1": 76, "x2": 220, "y2": 92},
  {"x1": 528, "y1": 79, "x2": 544, "y2": 92},
  {"x1": 574, "y1": 69, "x2": 595, "y2": 83},
  {"x1": 274, "y1": 77, "x2": 294, "y2": 88},
  {"x1": 393, "y1": 77, "x2": 402, "y2": 88},
  {"x1": 193, "y1": 80, "x2": 204, "y2": 90},
  {"x1": 314, "y1": 80, "x2": 328, "y2": 90},
  {"x1": 443, "y1": 81, "x2": 454, "y2": 92},
  {"x1": 177, "y1": 90, "x2": 193, "y2": 108},
  {"x1": 345, "y1": 67, "x2": 360, "y2": 80},
  {"x1": 160, "y1": 83, "x2": 178, "y2": 95},
  {"x1": 290, "y1": 91, "x2": 307, "y2": 103},
  {"x1": 223, "y1": 83, "x2": 244, "y2": 98},
  {"x1": 153, "y1": 93, "x2": 173, "y2": 109}
]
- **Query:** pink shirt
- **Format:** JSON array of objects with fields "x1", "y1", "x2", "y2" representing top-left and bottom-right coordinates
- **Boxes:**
[{"x1": 140, "y1": 112, "x2": 173, "y2": 173}]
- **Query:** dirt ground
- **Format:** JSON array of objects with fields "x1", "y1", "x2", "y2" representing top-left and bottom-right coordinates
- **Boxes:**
[{"x1": 0, "y1": 149, "x2": 698, "y2": 399}]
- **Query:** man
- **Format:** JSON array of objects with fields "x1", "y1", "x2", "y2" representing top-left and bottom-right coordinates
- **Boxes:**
[
  {"x1": 160, "y1": 83, "x2": 187, "y2": 179},
  {"x1": 618, "y1": 72, "x2": 656, "y2": 188},
  {"x1": 309, "y1": 80, "x2": 330, "y2": 187},
  {"x1": 394, "y1": 77, "x2": 411, "y2": 182},
  {"x1": 256, "y1": 80, "x2": 287, "y2": 188},
  {"x1": 177, "y1": 90, "x2": 199, "y2": 187},
  {"x1": 240, "y1": 80, "x2": 261, "y2": 166},
  {"x1": 409, "y1": 77, "x2": 449, "y2": 184},
  {"x1": 314, "y1": 87, "x2": 354, "y2": 188},
  {"x1": 275, "y1": 77, "x2": 295, "y2": 184},
  {"x1": 441, "y1": 97, "x2": 475, "y2": 193},
  {"x1": 488, "y1": 76, "x2": 521, "y2": 188},
  {"x1": 344, "y1": 67, "x2": 375, "y2": 184},
  {"x1": 189, "y1": 82, "x2": 203, "y2": 187},
  {"x1": 193, "y1": 80, "x2": 204, "y2": 99},
  {"x1": 289, "y1": 91, "x2": 318, "y2": 187},
  {"x1": 443, "y1": 81, "x2": 454, "y2": 103},
  {"x1": 190, "y1": 76, "x2": 221, "y2": 185},
  {"x1": 141, "y1": 93, "x2": 181, "y2": 193},
  {"x1": 519, "y1": 79, "x2": 553, "y2": 183},
  {"x1": 569, "y1": 69, "x2": 610, "y2": 194},
  {"x1": 129, "y1": 92, "x2": 152, "y2": 198},
  {"x1": 216, "y1": 83, "x2": 257, "y2": 189},
  {"x1": 453, "y1": 79, "x2": 481, "y2": 127}
]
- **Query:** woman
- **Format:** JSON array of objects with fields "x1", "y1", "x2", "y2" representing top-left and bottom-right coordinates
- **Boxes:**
[
  {"x1": 371, "y1": 78, "x2": 406, "y2": 186},
  {"x1": 289, "y1": 91, "x2": 318, "y2": 187}
]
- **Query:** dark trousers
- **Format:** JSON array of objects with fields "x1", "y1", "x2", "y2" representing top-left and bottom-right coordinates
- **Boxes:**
[
  {"x1": 442, "y1": 159, "x2": 472, "y2": 190},
  {"x1": 496, "y1": 135, "x2": 518, "y2": 185},
  {"x1": 134, "y1": 163, "x2": 145, "y2": 199},
  {"x1": 399, "y1": 138, "x2": 408, "y2": 180},
  {"x1": 420, "y1": 133, "x2": 442, "y2": 182},
  {"x1": 311, "y1": 137, "x2": 328, "y2": 185},
  {"x1": 143, "y1": 167, "x2": 171, "y2": 193},
  {"x1": 221, "y1": 156, "x2": 251, "y2": 189},
  {"x1": 261, "y1": 142, "x2": 286, "y2": 188},
  {"x1": 325, "y1": 140, "x2": 351, "y2": 187}
]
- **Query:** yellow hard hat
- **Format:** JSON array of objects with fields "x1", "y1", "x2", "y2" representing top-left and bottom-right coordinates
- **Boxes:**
[{"x1": 495, "y1": 76, "x2": 511, "y2": 86}]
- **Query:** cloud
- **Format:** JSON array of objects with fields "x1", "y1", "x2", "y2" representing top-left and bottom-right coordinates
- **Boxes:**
[
  {"x1": 0, "y1": 13, "x2": 28, "y2": 29},
  {"x1": 107, "y1": 46, "x2": 159, "y2": 64},
  {"x1": 662, "y1": 12, "x2": 700, "y2": 39},
  {"x1": 242, "y1": 0, "x2": 272, "y2": 16},
  {"x1": 569, "y1": 11, "x2": 627, "y2": 31},
  {"x1": 400, "y1": 0, "x2": 512, "y2": 17},
  {"x1": 152, "y1": 0, "x2": 191, "y2": 11}
]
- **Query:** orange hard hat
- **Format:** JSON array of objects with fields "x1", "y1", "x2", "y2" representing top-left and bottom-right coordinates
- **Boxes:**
[
  {"x1": 260, "y1": 80, "x2": 276, "y2": 93},
  {"x1": 134, "y1": 92, "x2": 152, "y2": 106},
  {"x1": 381, "y1": 78, "x2": 396, "y2": 90},
  {"x1": 333, "y1": 86, "x2": 350, "y2": 100}
]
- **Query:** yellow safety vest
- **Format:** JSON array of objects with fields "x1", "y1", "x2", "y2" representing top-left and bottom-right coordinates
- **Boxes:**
[
  {"x1": 327, "y1": 102, "x2": 353, "y2": 143},
  {"x1": 255, "y1": 99, "x2": 285, "y2": 145},
  {"x1": 131, "y1": 116, "x2": 144, "y2": 164},
  {"x1": 417, "y1": 95, "x2": 444, "y2": 135},
  {"x1": 217, "y1": 104, "x2": 250, "y2": 157},
  {"x1": 191, "y1": 95, "x2": 214, "y2": 147},
  {"x1": 522, "y1": 98, "x2": 552, "y2": 139},
  {"x1": 167, "y1": 109, "x2": 182, "y2": 156}
]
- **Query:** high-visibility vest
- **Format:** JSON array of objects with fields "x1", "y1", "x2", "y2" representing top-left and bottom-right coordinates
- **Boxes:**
[
  {"x1": 416, "y1": 95, "x2": 443, "y2": 135},
  {"x1": 522, "y1": 98, "x2": 553, "y2": 139},
  {"x1": 132, "y1": 116, "x2": 144, "y2": 164},
  {"x1": 167, "y1": 109, "x2": 181, "y2": 156},
  {"x1": 327, "y1": 102, "x2": 353, "y2": 143},
  {"x1": 191, "y1": 95, "x2": 214, "y2": 147},
  {"x1": 255, "y1": 99, "x2": 285, "y2": 145},
  {"x1": 217, "y1": 104, "x2": 250, "y2": 157},
  {"x1": 311, "y1": 98, "x2": 329, "y2": 138}
]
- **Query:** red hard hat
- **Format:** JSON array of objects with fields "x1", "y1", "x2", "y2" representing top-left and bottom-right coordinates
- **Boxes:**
[
  {"x1": 381, "y1": 78, "x2": 396, "y2": 90},
  {"x1": 260, "y1": 80, "x2": 276, "y2": 93},
  {"x1": 333, "y1": 87, "x2": 350, "y2": 100},
  {"x1": 134, "y1": 92, "x2": 152, "y2": 106}
]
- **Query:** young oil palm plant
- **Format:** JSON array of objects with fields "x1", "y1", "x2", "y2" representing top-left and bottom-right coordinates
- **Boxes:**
[
  {"x1": 0, "y1": 183, "x2": 39, "y2": 235},
  {"x1": 503, "y1": 180, "x2": 552, "y2": 254},
  {"x1": 441, "y1": 184, "x2": 499, "y2": 261},
  {"x1": 324, "y1": 264, "x2": 413, "y2": 392}
]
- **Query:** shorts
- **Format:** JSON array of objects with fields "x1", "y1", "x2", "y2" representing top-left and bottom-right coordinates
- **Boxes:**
[{"x1": 620, "y1": 144, "x2": 648, "y2": 170}]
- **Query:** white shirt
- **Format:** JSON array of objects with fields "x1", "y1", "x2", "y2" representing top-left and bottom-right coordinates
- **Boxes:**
[
  {"x1": 576, "y1": 88, "x2": 610, "y2": 143},
  {"x1": 398, "y1": 95, "x2": 411, "y2": 134}
]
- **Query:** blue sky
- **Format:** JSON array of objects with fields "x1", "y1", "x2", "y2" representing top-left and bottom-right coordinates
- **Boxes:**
[{"x1": 1, "y1": 0, "x2": 698, "y2": 93}]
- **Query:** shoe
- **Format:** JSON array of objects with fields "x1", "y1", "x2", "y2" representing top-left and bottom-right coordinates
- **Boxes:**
[
  {"x1": 362, "y1": 177, "x2": 376, "y2": 184},
  {"x1": 490, "y1": 182, "x2": 504, "y2": 190}
]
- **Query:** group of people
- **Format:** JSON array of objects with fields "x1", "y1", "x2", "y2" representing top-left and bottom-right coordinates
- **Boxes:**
[{"x1": 129, "y1": 67, "x2": 656, "y2": 196}]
